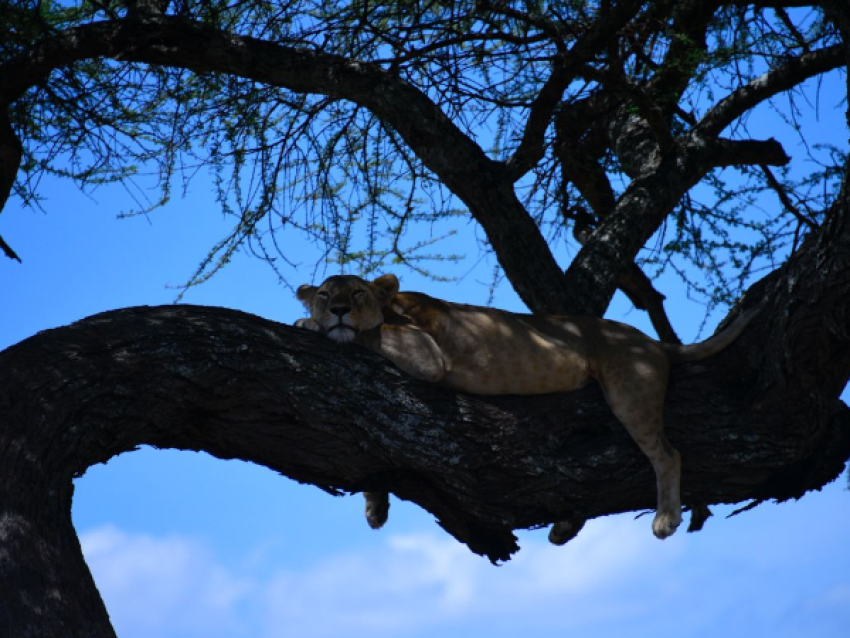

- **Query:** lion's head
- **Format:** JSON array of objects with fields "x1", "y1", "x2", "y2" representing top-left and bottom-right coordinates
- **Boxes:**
[{"x1": 296, "y1": 274, "x2": 400, "y2": 343}]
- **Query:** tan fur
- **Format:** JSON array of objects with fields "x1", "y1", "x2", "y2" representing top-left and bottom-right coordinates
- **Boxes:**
[{"x1": 296, "y1": 274, "x2": 756, "y2": 541}]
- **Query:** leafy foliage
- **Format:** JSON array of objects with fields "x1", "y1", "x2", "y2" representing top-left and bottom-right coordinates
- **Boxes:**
[{"x1": 1, "y1": 0, "x2": 846, "y2": 308}]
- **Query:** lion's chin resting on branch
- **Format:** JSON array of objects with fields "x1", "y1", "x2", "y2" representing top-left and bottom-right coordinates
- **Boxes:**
[{"x1": 295, "y1": 273, "x2": 757, "y2": 544}]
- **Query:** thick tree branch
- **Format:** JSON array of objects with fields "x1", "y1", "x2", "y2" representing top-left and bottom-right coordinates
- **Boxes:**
[
  {"x1": 505, "y1": 0, "x2": 645, "y2": 181},
  {"x1": 561, "y1": 126, "x2": 788, "y2": 316},
  {"x1": 562, "y1": 142, "x2": 710, "y2": 315},
  {"x1": 2, "y1": 254, "x2": 850, "y2": 634},
  {"x1": 710, "y1": 137, "x2": 792, "y2": 167},
  {"x1": 572, "y1": 211, "x2": 682, "y2": 343},
  {"x1": 5, "y1": 136, "x2": 850, "y2": 632},
  {"x1": 698, "y1": 44, "x2": 845, "y2": 136}
]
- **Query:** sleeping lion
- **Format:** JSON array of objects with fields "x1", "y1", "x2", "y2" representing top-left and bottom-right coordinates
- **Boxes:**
[{"x1": 295, "y1": 274, "x2": 755, "y2": 543}]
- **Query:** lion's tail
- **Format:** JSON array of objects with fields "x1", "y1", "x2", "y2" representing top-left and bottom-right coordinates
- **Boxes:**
[{"x1": 661, "y1": 307, "x2": 758, "y2": 364}]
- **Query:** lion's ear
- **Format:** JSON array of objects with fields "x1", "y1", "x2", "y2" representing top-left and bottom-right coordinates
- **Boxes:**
[
  {"x1": 296, "y1": 284, "x2": 318, "y2": 307},
  {"x1": 372, "y1": 274, "x2": 400, "y2": 301}
]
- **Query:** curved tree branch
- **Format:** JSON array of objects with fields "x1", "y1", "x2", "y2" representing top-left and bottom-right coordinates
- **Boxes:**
[
  {"x1": 561, "y1": 142, "x2": 721, "y2": 315},
  {"x1": 504, "y1": 0, "x2": 645, "y2": 181},
  {"x1": 3, "y1": 155, "x2": 850, "y2": 631},
  {"x1": 4, "y1": 165, "x2": 850, "y2": 631},
  {"x1": 698, "y1": 44, "x2": 845, "y2": 136},
  {"x1": 1, "y1": 276, "x2": 849, "y2": 635}
]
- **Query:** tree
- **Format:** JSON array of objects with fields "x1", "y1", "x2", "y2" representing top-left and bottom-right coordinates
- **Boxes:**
[{"x1": 1, "y1": 1, "x2": 849, "y2": 635}]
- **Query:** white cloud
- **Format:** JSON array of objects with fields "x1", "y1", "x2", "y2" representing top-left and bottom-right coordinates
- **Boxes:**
[
  {"x1": 81, "y1": 516, "x2": 680, "y2": 638},
  {"x1": 74, "y1": 476, "x2": 850, "y2": 638},
  {"x1": 81, "y1": 526, "x2": 254, "y2": 638},
  {"x1": 80, "y1": 488, "x2": 850, "y2": 638}
]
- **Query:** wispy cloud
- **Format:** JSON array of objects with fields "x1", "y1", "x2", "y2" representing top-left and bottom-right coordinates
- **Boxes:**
[
  {"x1": 81, "y1": 516, "x2": 675, "y2": 638},
  {"x1": 81, "y1": 526, "x2": 254, "y2": 637},
  {"x1": 81, "y1": 491, "x2": 850, "y2": 638}
]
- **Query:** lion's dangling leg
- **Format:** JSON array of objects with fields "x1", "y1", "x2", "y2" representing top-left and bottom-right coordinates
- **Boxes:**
[
  {"x1": 548, "y1": 517, "x2": 586, "y2": 545},
  {"x1": 364, "y1": 491, "x2": 389, "y2": 529},
  {"x1": 638, "y1": 430, "x2": 682, "y2": 539},
  {"x1": 599, "y1": 369, "x2": 683, "y2": 539}
]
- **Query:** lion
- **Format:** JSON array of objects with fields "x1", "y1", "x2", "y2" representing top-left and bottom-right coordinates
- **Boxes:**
[{"x1": 295, "y1": 273, "x2": 756, "y2": 543}]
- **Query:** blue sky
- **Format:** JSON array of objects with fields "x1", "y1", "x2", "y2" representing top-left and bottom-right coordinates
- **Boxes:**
[{"x1": 2, "y1": 72, "x2": 850, "y2": 638}]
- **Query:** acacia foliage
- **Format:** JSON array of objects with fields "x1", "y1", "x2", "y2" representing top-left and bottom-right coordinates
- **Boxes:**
[{"x1": 0, "y1": 0, "x2": 846, "y2": 318}]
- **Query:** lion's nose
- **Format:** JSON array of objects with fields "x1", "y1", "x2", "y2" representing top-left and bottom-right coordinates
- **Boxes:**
[{"x1": 330, "y1": 305, "x2": 351, "y2": 318}]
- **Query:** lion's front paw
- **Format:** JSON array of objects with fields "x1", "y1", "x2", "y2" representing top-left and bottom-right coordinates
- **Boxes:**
[
  {"x1": 294, "y1": 318, "x2": 323, "y2": 332},
  {"x1": 364, "y1": 492, "x2": 389, "y2": 529},
  {"x1": 652, "y1": 509, "x2": 682, "y2": 539}
]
